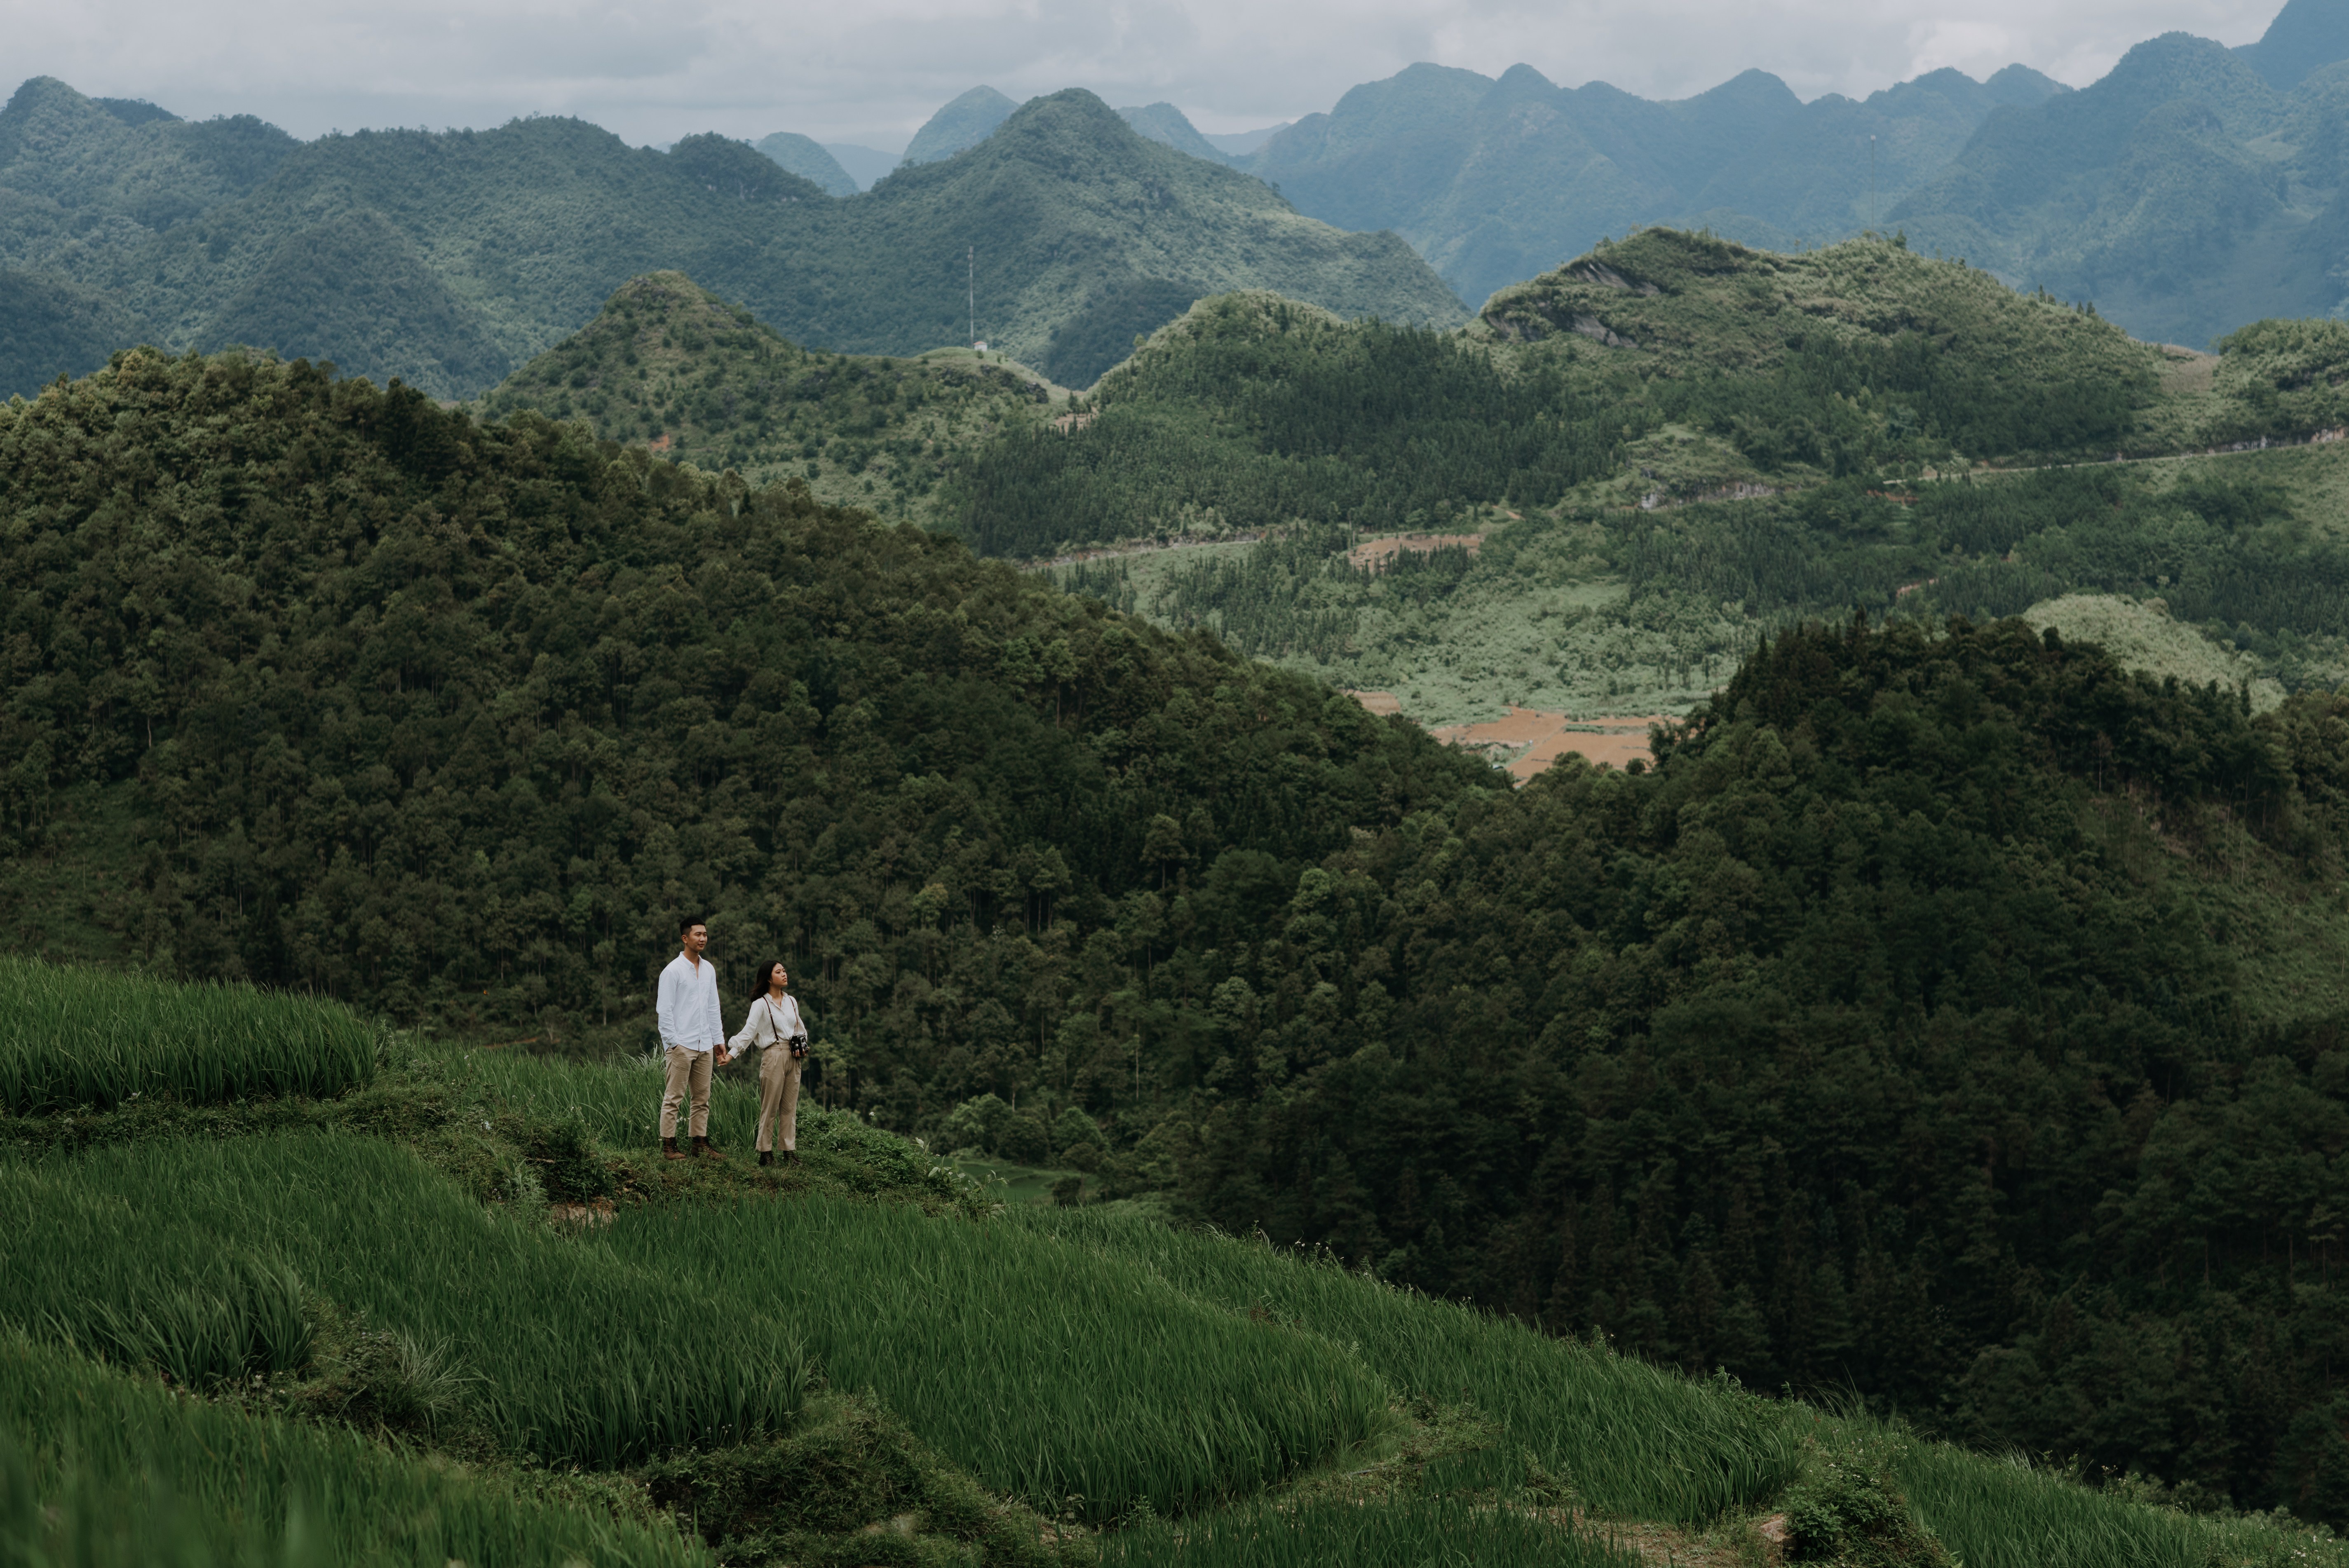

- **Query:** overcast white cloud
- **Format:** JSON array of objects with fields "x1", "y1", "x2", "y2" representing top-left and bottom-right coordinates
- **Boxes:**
[{"x1": 0, "y1": 0, "x2": 2294, "y2": 152}]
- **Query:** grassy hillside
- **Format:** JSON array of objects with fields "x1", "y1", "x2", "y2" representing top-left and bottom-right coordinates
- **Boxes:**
[
  {"x1": 0, "y1": 78, "x2": 1463, "y2": 398},
  {"x1": 5, "y1": 959, "x2": 2348, "y2": 1565}
]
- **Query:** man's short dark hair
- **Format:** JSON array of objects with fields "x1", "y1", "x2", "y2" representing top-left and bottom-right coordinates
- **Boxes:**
[{"x1": 679, "y1": 915, "x2": 705, "y2": 937}]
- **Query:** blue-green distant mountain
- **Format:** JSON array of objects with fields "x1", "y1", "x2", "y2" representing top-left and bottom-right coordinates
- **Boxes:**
[
  {"x1": 824, "y1": 143, "x2": 898, "y2": 189},
  {"x1": 0, "y1": 80, "x2": 1462, "y2": 398},
  {"x1": 754, "y1": 131, "x2": 858, "y2": 196},
  {"x1": 901, "y1": 86, "x2": 1018, "y2": 166},
  {"x1": 2239, "y1": 0, "x2": 2349, "y2": 89},
  {"x1": 1115, "y1": 103, "x2": 1234, "y2": 164},
  {"x1": 1214, "y1": 0, "x2": 2348, "y2": 343},
  {"x1": 1203, "y1": 123, "x2": 1288, "y2": 156},
  {"x1": 1236, "y1": 60, "x2": 2071, "y2": 309},
  {"x1": 1889, "y1": 30, "x2": 2344, "y2": 346}
]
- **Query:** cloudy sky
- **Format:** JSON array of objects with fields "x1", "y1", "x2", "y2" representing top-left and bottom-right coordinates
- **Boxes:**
[{"x1": 1, "y1": 0, "x2": 2296, "y2": 151}]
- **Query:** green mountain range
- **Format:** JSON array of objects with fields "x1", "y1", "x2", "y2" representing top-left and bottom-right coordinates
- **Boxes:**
[
  {"x1": 0, "y1": 79, "x2": 1461, "y2": 399},
  {"x1": 844, "y1": 0, "x2": 2342, "y2": 345},
  {"x1": 1889, "y1": 28, "x2": 2348, "y2": 347}
]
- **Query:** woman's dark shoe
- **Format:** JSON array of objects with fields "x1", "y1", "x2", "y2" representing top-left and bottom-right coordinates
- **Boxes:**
[
  {"x1": 784, "y1": 1148, "x2": 800, "y2": 1165},
  {"x1": 758, "y1": 1151, "x2": 774, "y2": 1168},
  {"x1": 662, "y1": 1137, "x2": 683, "y2": 1162}
]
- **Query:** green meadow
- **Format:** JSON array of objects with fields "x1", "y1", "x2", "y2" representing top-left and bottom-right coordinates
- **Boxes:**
[{"x1": 1, "y1": 960, "x2": 2344, "y2": 1567}]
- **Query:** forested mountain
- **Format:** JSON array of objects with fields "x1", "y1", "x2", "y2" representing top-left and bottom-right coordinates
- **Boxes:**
[
  {"x1": 16, "y1": 342, "x2": 2349, "y2": 1521},
  {"x1": 868, "y1": 0, "x2": 2330, "y2": 337},
  {"x1": 472, "y1": 230, "x2": 2349, "y2": 729},
  {"x1": 1891, "y1": 30, "x2": 2349, "y2": 347},
  {"x1": 1209, "y1": 59, "x2": 2069, "y2": 307},
  {"x1": 2239, "y1": 0, "x2": 2349, "y2": 90},
  {"x1": 476, "y1": 272, "x2": 1061, "y2": 521},
  {"x1": 960, "y1": 229, "x2": 2166, "y2": 560},
  {"x1": 0, "y1": 79, "x2": 1461, "y2": 398}
]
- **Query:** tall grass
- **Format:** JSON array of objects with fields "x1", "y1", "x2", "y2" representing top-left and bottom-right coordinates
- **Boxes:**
[
  {"x1": 457, "y1": 1044, "x2": 759, "y2": 1150},
  {"x1": 0, "y1": 1332, "x2": 711, "y2": 1567},
  {"x1": 1899, "y1": 1442, "x2": 2346, "y2": 1568},
  {"x1": 1022, "y1": 1212, "x2": 2349, "y2": 1568},
  {"x1": 1009, "y1": 1207, "x2": 1801, "y2": 1525},
  {"x1": 1100, "y1": 1493, "x2": 1643, "y2": 1568},
  {"x1": 601, "y1": 1195, "x2": 1396, "y2": 1520},
  {"x1": 450, "y1": 1042, "x2": 972, "y2": 1198},
  {"x1": 0, "y1": 1134, "x2": 806, "y2": 1467},
  {"x1": 0, "y1": 957, "x2": 375, "y2": 1113}
]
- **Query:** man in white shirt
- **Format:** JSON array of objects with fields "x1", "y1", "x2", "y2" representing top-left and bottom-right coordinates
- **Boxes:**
[{"x1": 657, "y1": 916, "x2": 729, "y2": 1160}]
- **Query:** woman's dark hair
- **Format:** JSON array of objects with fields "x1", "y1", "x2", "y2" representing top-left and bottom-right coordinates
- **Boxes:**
[{"x1": 745, "y1": 959, "x2": 789, "y2": 1006}]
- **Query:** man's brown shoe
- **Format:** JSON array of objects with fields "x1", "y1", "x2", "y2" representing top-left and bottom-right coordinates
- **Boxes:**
[
  {"x1": 693, "y1": 1136, "x2": 723, "y2": 1160},
  {"x1": 662, "y1": 1137, "x2": 684, "y2": 1161}
]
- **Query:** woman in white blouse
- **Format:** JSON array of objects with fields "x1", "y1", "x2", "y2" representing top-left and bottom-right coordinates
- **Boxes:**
[{"x1": 729, "y1": 960, "x2": 810, "y2": 1167}]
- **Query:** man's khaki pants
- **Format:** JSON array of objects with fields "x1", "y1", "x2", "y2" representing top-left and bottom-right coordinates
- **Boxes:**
[
  {"x1": 660, "y1": 1046, "x2": 714, "y2": 1139},
  {"x1": 758, "y1": 1047, "x2": 803, "y2": 1153}
]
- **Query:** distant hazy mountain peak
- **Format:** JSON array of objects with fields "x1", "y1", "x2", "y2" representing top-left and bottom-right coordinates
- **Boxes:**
[
  {"x1": 94, "y1": 97, "x2": 177, "y2": 128},
  {"x1": 2239, "y1": 0, "x2": 2349, "y2": 91},
  {"x1": 1672, "y1": 68, "x2": 1802, "y2": 116},
  {"x1": 1492, "y1": 62, "x2": 1561, "y2": 97},
  {"x1": 1115, "y1": 102, "x2": 1231, "y2": 164},
  {"x1": 1203, "y1": 123, "x2": 1289, "y2": 156},
  {"x1": 666, "y1": 133, "x2": 830, "y2": 203},
  {"x1": 902, "y1": 85, "x2": 1019, "y2": 165},
  {"x1": 1983, "y1": 63, "x2": 2070, "y2": 103},
  {"x1": 753, "y1": 131, "x2": 856, "y2": 196}
]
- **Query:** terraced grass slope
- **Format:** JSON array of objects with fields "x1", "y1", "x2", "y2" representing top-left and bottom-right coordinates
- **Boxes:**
[{"x1": 1, "y1": 959, "x2": 2344, "y2": 1568}]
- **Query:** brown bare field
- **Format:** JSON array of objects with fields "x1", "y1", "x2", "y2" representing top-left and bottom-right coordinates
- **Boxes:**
[
  {"x1": 1336, "y1": 698, "x2": 1668, "y2": 781},
  {"x1": 1346, "y1": 532, "x2": 1485, "y2": 570}
]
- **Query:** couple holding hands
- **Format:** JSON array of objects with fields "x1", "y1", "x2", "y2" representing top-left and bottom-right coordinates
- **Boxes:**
[{"x1": 655, "y1": 916, "x2": 810, "y2": 1167}]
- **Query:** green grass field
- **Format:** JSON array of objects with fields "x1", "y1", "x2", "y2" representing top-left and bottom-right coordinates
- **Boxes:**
[
  {"x1": 3, "y1": 957, "x2": 2347, "y2": 1567},
  {"x1": 0, "y1": 956, "x2": 376, "y2": 1113}
]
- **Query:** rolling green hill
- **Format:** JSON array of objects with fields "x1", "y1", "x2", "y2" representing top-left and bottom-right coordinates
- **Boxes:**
[
  {"x1": 0, "y1": 79, "x2": 1463, "y2": 399},
  {"x1": 965, "y1": 229, "x2": 2167, "y2": 564},
  {"x1": 1039, "y1": 231, "x2": 2349, "y2": 724},
  {"x1": 475, "y1": 271, "x2": 1064, "y2": 521}
]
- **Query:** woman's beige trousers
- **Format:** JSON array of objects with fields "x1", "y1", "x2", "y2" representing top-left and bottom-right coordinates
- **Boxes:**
[{"x1": 758, "y1": 1047, "x2": 803, "y2": 1153}]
